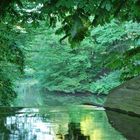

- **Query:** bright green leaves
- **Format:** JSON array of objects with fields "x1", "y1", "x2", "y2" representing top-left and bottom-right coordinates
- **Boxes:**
[
  {"x1": 1, "y1": 0, "x2": 136, "y2": 47},
  {"x1": 24, "y1": 19, "x2": 140, "y2": 95},
  {"x1": 25, "y1": 26, "x2": 99, "y2": 94},
  {"x1": 91, "y1": 20, "x2": 126, "y2": 45},
  {"x1": 89, "y1": 71, "x2": 121, "y2": 95},
  {"x1": 25, "y1": 22, "x2": 125, "y2": 95},
  {"x1": 1, "y1": 0, "x2": 139, "y2": 47},
  {"x1": 91, "y1": 20, "x2": 140, "y2": 80},
  {"x1": 0, "y1": 0, "x2": 139, "y2": 98}
]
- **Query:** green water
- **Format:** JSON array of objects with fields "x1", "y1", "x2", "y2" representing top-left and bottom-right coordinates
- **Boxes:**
[
  {"x1": 2, "y1": 79, "x2": 138, "y2": 140},
  {"x1": 13, "y1": 78, "x2": 106, "y2": 107},
  {"x1": 0, "y1": 106, "x2": 128, "y2": 140}
]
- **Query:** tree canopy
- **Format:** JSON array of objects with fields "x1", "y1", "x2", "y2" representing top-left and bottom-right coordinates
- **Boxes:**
[
  {"x1": 0, "y1": 22, "x2": 25, "y2": 105},
  {"x1": 0, "y1": 0, "x2": 140, "y2": 105},
  {"x1": 0, "y1": 0, "x2": 140, "y2": 44},
  {"x1": 24, "y1": 20, "x2": 140, "y2": 94}
]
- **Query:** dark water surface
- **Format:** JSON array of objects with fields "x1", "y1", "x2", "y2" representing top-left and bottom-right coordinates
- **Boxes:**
[{"x1": 1, "y1": 105, "x2": 139, "y2": 140}]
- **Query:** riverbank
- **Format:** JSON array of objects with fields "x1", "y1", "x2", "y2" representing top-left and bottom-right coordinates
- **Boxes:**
[
  {"x1": 105, "y1": 76, "x2": 140, "y2": 116},
  {"x1": 14, "y1": 78, "x2": 106, "y2": 107}
]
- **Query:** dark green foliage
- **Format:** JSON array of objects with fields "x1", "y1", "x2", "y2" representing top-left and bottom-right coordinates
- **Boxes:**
[
  {"x1": 0, "y1": 0, "x2": 139, "y2": 102},
  {"x1": 91, "y1": 20, "x2": 140, "y2": 80},
  {"x1": 0, "y1": 22, "x2": 25, "y2": 105},
  {"x1": 0, "y1": 71, "x2": 17, "y2": 105},
  {"x1": 0, "y1": 0, "x2": 140, "y2": 44},
  {"x1": 25, "y1": 0, "x2": 140, "y2": 44}
]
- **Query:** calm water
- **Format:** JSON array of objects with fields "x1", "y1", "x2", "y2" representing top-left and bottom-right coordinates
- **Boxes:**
[
  {"x1": 6, "y1": 79, "x2": 139, "y2": 140},
  {"x1": 0, "y1": 105, "x2": 139, "y2": 140}
]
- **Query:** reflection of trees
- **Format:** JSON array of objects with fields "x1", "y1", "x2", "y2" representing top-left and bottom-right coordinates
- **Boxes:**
[
  {"x1": 0, "y1": 114, "x2": 33, "y2": 140},
  {"x1": 0, "y1": 116, "x2": 11, "y2": 140},
  {"x1": 0, "y1": 107, "x2": 131, "y2": 140},
  {"x1": 64, "y1": 123, "x2": 89, "y2": 140},
  {"x1": 41, "y1": 106, "x2": 126, "y2": 140},
  {"x1": 78, "y1": 110, "x2": 126, "y2": 140},
  {"x1": 0, "y1": 112, "x2": 52, "y2": 140},
  {"x1": 0, "y1": 108, "x2": 20, "y2": 140}
]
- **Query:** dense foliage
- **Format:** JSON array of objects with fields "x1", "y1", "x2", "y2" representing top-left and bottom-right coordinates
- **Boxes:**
[
  {"x1": 0, "y1": 22, "x2": 25, "y2": 105},
  {"x1": 0, "y1": 0, "x2": 140, "y2": 104},
  {"x1": 23, "y1": 23, "x2": 111, "y2": 94},
  {"x1": 91, "y1": 20, "x2": 140, "y2": 80},
  {"x1": 24, "y1": 20, "x2": 140, "y2": 95},
  {"x1": 0, "y1": 0, "x2": 140, "y2": 44}
]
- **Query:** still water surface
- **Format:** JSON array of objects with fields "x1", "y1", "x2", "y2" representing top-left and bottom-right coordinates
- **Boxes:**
[
  {"x1": 0, "y1": 105, "x2": 135, "y2": 140},
  {"x1": 4, "y1": 79, "x2": 139, "y2": 140}
]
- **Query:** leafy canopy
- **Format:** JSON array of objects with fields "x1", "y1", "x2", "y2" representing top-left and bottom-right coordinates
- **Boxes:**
[
  {"x1": 0, "y1": 0, "x2": 140, "y2": 44},
  {"x1": 25, "y1": 22, "x2": 122, "y2": 94},
  {"x1": 0, "y1": 20, "x2": 25, "y2": 105},
  {"x1": 0, "y1": 0, "x2": 140, "y2": 104}
]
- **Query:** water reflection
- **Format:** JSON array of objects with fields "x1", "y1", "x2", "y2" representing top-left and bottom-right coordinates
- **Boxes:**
[
  {"x1": 0, "y1": 106, "x2": 127, "y2": 140},
  {"x1": 106, "y1": 110, "x2": 140, "y2": 140}
]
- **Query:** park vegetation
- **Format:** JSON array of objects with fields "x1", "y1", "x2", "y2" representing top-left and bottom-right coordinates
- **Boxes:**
[{"x1": 0, "y1": 0, "x2": 140, "y2": 105}]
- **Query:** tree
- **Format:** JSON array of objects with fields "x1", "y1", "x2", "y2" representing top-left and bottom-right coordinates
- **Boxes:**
[
  {"x1": 0, "y1": 0, "x2": 140, "y2": 44},
  {"x1": 91, "y1": 20, "x2": 140, "y2": 80},
  {"x1": 25, "y1": 19, "x2": 140, "y2": 94},
  {"x1": 0, "y1": 0, "x2": 139, "y2": 104},
  {"x1": 0, "y1": 21, "x2": 25, "y2": 105},
  {"x1": 24, "y1": 23, "x2": 122, "y2": 94}
]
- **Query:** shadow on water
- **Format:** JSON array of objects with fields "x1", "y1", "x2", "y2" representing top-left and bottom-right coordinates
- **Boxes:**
[
  {"x1": 106, "y1": 110, "x2": 140, "y2": 140},
  {"x1": 0, "y1": 106, "x2": 130, "y2": 140}
]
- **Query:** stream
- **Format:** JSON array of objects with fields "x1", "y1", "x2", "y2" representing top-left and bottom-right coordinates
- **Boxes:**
[{"x1": 0, "y1": 79, "x2": 139, "y2": 140}]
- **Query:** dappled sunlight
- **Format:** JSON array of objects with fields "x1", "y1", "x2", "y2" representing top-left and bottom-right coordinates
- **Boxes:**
[
  {"x1": 80, "y1": 115, "x2": 95, "y2": 135},
  {"x1": 0, "y1": 107, "x2": 127, "y2": 140},
  {"x1": 90, "y1": 129, "x2": 103, "y2": 140},
  {"x1": 80, "y1": 111, "x2": 126, "y2": 140}
]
